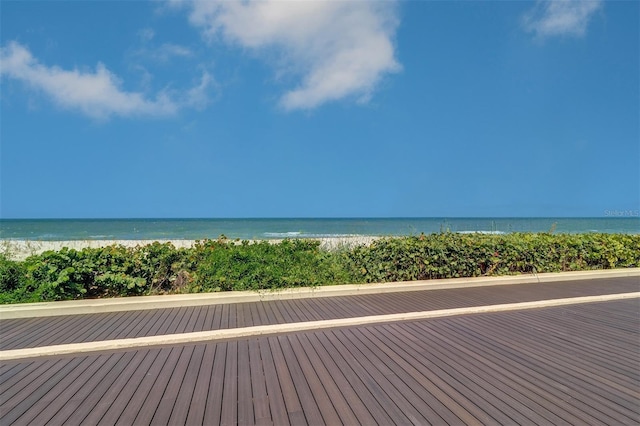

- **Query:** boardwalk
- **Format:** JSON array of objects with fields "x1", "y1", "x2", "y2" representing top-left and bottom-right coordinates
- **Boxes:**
[{"x1": 1, "y1": 276, "x2": 639, "y2": 425}]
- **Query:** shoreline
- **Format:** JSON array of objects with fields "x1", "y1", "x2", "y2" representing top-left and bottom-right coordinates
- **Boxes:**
[{"x1": 0, "y1": 237, "x2": 379, "y2": 261}]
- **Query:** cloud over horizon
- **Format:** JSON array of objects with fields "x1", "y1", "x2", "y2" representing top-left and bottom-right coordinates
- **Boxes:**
[
  {"x1": 523, "y1": 0, "x2": 602, "y2": 38},
  {"x1": 0, "y1": 41, "x2": 210, "y2": 119},
  {"x1": 175, "y1": 0, "x2": 401, "y2": 111}
]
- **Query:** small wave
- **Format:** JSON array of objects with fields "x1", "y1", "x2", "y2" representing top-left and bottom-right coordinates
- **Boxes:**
[
  {"x1": 263, "y1": 232, "x2": 362, "y2": 239},
  {"x1": 263, "y1": 232, "x2": 302, "y2": 238},
  {"x1": 301, "y1": 233, "x2": 360, "y2": 238},
  {"x1": 32, "y1": 233, "x2": 64, "y2": 240}
]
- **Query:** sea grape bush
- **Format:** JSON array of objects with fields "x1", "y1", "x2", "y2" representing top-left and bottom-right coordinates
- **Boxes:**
[
  {"x1": 190, "y1": 238, "x2": 351, "y2": 292},
  {"x1": 0, "y1": 233, "x2": 638, "y2": 304},
  {"x1": 345, "y1": 233, "x2": 640, "y2": 283}
]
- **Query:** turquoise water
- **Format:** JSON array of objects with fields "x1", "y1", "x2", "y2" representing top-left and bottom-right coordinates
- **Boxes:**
[{"x1": 0, "y1": 218, "x2": 638, "y2": 240}]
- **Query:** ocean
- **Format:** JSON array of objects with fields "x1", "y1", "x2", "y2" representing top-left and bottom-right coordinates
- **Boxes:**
[{"x1": 0, "y1": 218, "x2": 638, "y2": 241}]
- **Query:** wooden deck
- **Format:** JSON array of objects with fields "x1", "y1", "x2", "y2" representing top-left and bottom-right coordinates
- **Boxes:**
[
  {"x1": 1, "y1": 277, "x2": 637, "y2": 350},
  {"x1": 1, "y1": 277, "x2": 639, "y2": 425}
]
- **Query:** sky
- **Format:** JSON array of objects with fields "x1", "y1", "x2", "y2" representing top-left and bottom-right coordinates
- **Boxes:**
[{"x1": 1, "y1": 0, "x2": 638, "y2": 219}]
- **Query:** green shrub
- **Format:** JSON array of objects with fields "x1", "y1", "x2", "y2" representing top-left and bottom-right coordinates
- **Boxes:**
[
  {"x1": 345, "y1": 233, "x2": 640, "y2": 283},
  {"x1": 190, "y1": 238, "x2": 351, "y2": 292},
  {"x1": 1, "y1": 233, "x2": 638, "y2": 304}
]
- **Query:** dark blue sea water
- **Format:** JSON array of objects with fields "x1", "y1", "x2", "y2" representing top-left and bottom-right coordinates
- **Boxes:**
[{"x1": 0, "y1": 218, "x2": 638, "y2": 241}]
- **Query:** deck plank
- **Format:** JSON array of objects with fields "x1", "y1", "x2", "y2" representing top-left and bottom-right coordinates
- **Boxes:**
[
  {"x1": 267, "y1": 336, "x2": 306, "y2": 425},
  {"x1": 220, "y1": 341, "x2": 238, "y2": 426},
  {"x1": 114, "y1": 347, "x2": 176, "y2": 425},
  {"x1": 1, "y1": 279, "x2": 638, "y2": 426},
  {"x1": 258, "y1": 337, "x2": 290, "y2": 426},
  {"x1": 185, "y1": 344, "x2": 217, "y2": 426},
  {"x1": 332, "y1": 328, "x2": 431, "y2": 425},
  {"x1": 95, "y1": 348, "x2": 163, "y2": 426},
  {"x1": 286, "y1": 334, "x2": 341, "y2": 425},
  {"x1": 17, "y1": 355, "x2": 110, "y2": 426},
  {"x1": 294, "y1": 333, "x2": 360, "y2": 425},
  {"x1": 435, "y1": 316, "x2": 639, "y2": 424},
  {"x1": 248, "y1": 338, "x2": 272, "y2": 426},
  {"x1": 304, "y1": 332, "x2": 377, "y2": 425},
  {"x1": 202, "y1": 341, "x2": 227, "y2": 425},
  {"x1": 0, "y1": 356, "x2": 85, "y2": 425},
  {"x1": 3, "y1": 276, "x2": 638, "y2": 350},
  {"x1": 237, "y1": 340, "x2": 255, "y2": 426}
]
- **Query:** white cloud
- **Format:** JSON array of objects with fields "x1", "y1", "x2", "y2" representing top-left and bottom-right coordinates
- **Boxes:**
[
  {"x1": 157, "y1": 43, "x2": 193, "y2": 59},
  {"x1": 175, "y1": 0, "x2": 401, "y2": 110},
  {"x1": 0, "y1": 41, "x2": 211, "y2": 119},
  {"x1": 523, "y1": 0, "x2": 602, "y2": 38},
  {"x1": 132, "y1": 42, "x2": 193, "y2": 63},
  {"x1": 185, "y1": 70, "x2": 214, "y2": 109},
  {"x1": 135, "y1": 27, "x2": 193, "y2": 63}
]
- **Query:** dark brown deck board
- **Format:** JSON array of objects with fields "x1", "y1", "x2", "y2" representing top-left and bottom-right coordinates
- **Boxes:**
[
  {"x1": 0, "y1": 362, "x2": 34, "y2": 389},
  {"x1": 165, "y1": 306, "x2": 191, "y2": 335},
  {"x1": 406, "y1": 320, "x2": 588, "y2": 425},
  {"x1": 258, "y1": 337, "x2": 290, "y2": 426},
  {"x1": 389, "y1": 322, "x2": 561, "y2": 425},
  {"x1": 237, "y1": 339, "x2": 255, "y2": 425},
  {"x1": 303, "y1": 332, "x2": 377, "y2": 425},
  {"x1": 236, "y1": 303, "x2": 247, "y2": 328},
  {"x1": 492, "y1": 309, "x2": 639, "y2": 378},
  {"x1": 271, "y1": 300, "x2": 292, "y2": 324},
  {"x1": 227, "y1": 304, "x2": 238, "y2": 329},
  {"x1": 332, "y1": 328, "x2": 432, "y2": 425},
  {"x1": 50, "y1": 351, "x2": 134, "y2": 425},
  {"x1": 108, "y1": 311, "x2": 150, "y2": 341},
  {"x1": 267, "y1": 336, "x2": 306, "y2": 425},
  {"x1": 435, "y1": 316, "x2": 639, "y2": 424},
  {"x1": 1, "y1": 281, "x2": 638, "y2": 426},
  {"x1": 77, "y1": 349, "x2": 152, "y2": 425},
  {"x1": 314, "y1": 331, "x2": 397, "y2": 424},
  {"x1": 87, "y1": 311, "x2": 133, "y2": 343},
  {"x1": 255, "y1": 298, "x2": 274, "y2": 325},
  {"x1": 351, "y1": 327, "x2": 466, "y2": 425},
  {"x1": 220, "y1": 340, "x2": 238, "y2": 425},
  {"x1": 144, "y1": 307, "x2": 175, "y2": 337},
  {"x1": 219, "y1": 303, "x2": 230, "y2": 330},
  {"x1": 294, "y1": 333, "x2": 360, "y2": 425},
  {"x1": 45, "y1": 352, "x2": 128, "y2": 425},
  {"x1": 95, "y1": 348, "x2": 163, "y2": 426},
  {"x1": 364, "y1": 324, "x2": 490, "y2": 425},
  {"x1": 466, "y1": 312, "x2": 639, "y2": 403},
  {"x1": 248, "y1": 338, "x2": 272, "y2": 426},
  {"x1": 108, "y1": 309, "x2": 147, "y2": 341},
  {"x1": 322, "y1": 329, "x2": 417, "y2": 424},
  {"x1": 114, "y1": 347, "x2": 176, "y2": 425},
  {"x1": 1, "y1": 359, "x2": 59, "y2": 406},
  {"x1": 15, "y1": 354, "x2": 110, "y2": 426},
  {"x1": 2, "y1": 276, "x2": 638, "y2": 350},
  {"x1": 429, "y1": 319, "x2": 627, "y2": 425},
  {"x1": 464, "y1": 309, "x2": 637, "y2": 390},
  {"x1": 283, "y1": 334, "x2": 339, "y2": 425},
  {"x1": 202, "y1": 341, "x2": 226, "y2": 425},
  {"x1": 0, "y1": 356, "x2": 85, "y2": 425},
  {"x1": 184, "y1": 344, "x2": 216, "y2": 425},
  {"x1": 168, "y1": 344, "x2": 206, "y2": 425},
  {"x1": 150, "y1": 346, "x2": 196, "y2": 424}
]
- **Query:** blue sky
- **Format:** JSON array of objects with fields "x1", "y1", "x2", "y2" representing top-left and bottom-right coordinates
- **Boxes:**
[{"x1": 1, "y1": 0, "x2": 638, "y2": 218}]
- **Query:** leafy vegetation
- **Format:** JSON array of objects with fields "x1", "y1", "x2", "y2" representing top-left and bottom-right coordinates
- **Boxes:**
[
  {"x1": 1, "y1": 233, "x2": 638, "y2": 304},
  {"x1": 345, "y1": 233, "x2": 640, "y2": 283}
]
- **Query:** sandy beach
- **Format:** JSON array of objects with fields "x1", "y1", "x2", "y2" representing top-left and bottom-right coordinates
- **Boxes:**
[{"x1": 0, "y1": 236, "x2": 379, "y2": 261}]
